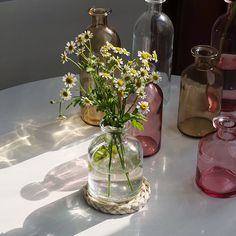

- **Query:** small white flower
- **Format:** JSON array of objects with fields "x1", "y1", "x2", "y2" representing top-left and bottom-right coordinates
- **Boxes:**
[
  {"x1": 62, "y1": 73, "x2": 77, "y2": 88},
  {"x1": 75, "y1": 34, "x2": 85, "y2": 46},
  {"x1": 82, "y1": 30, "x2": 93, "y2": 40},
  {"x1": 114, "y1": 78, "x2": 126, "y2": 90},
  {"x1": 61, "y1": 51, "x2": 68, "y2": 64},
  {"x1": 136, "y1": 101, "x2": 150, "y2": 115},
  {"x1": 138, "y1": 51, "x2": 152, "y2": 63},
  {"x1": 65, "y1": 41, "x2": 76, "y2": 54},
  {"x1": 60, "y1": 88, "x2": 72, "y2": 101},
  {"x1": 116, "y1": 89, "x2": 128, "y2": 98},
  {"x1": 99, "y1": 72, "x2": 112, "y2": 79},
  {"x1": 76, "y1": 47, "x2": 85, "y2": 56},
  {"x1": 136, "y1": 87, "x2": 146, "y2": 99},
  {"x1": 81, "y1": 96, "x2": 93, "y2": 106},
  {"x1": 151, "y1": 71, "x2": 162, "y2": 84},
  {"x1": 139, "y1": 68, "x2": 149, "y2": 79}
]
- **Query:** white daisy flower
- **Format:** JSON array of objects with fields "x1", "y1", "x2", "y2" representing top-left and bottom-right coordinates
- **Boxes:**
[
  {"x1": 65, "y1": 41, "x2": 76, "y2": 54},
  {"x1": 116, "y1": 89, "x2": 128, "y2": 98},
  {"x1": 75, "y1": 34, "x2": 85, "y2": 46},
  {"x1": 139, "y1": 68, "x2": 149, "y2": 79},
  {"x1": 62, "y1": 73, "x2": 77, "y2": 88},
  {"x1": 60, "y1": 88, "x2": 72, "y2": 101},
  {"x1": 114, "y1": 78, "x2": 126, "y2": 90},
  {"x1": 76, "y1": 47, "x2": 85, "y2": 56},
  {"x1": 138, "y1": 51, "x2": 152, "y2": 63},
  {"x1": 99, "y1": 72, "x2": 112, "y2": 79},
  {"x1": 136, "y1": 101, "x2": 150, "y2": 115},
  {"x1": 136, "y1": 87, "x2": 146, "y2": 99},
  {"x1": 151, "y1": 71, "x2": 162, "y2": 84},
  {"x1": 82, "y1": 30, "x2": 93, "y2": 41},
  {"x1": 61, "y1": 51, "x2": 68, "y2": 64},
  {"x1": 81, "y1": 97, "x2": 93, "y2": 106}
]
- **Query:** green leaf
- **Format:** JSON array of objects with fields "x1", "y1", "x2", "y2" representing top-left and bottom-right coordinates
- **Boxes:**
[{"x1": 131, "y1": 119, "x2": 144, "y2": 131}]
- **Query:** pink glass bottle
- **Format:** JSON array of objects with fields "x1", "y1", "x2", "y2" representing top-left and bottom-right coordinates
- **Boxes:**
[
  {"x1": 196, "y1": 115, "x2": 236, "y2": 198},
  {"x1": 130, "y1": 83, "x2": 163, "y2": 157}
]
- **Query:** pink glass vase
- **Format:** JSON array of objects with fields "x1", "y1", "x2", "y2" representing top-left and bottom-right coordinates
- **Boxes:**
[
  {"x1": 196, "y1": 115, "x2": 236, "y2": 198},
  {"x1": 130, "y1": 83, "x2": 163, "y2": 157}
]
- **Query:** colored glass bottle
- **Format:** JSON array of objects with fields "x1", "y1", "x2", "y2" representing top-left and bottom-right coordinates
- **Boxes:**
[
  {"x1": 80, "y1": 8, "x2": 121, "y2": 126},
  {"x1": 129, "y1": 83, "x2": 163, "y2": 157},
  {"x1": 211, "y1": 0, "x2": 236, "y2": 112},
  {"x1": 196, "y1": 115, "x2": 236, "y2": 198},
  {"x1": 177, "y1": 45, "x2": 224, "y2": 138},
  {"x1": 132, "y1": 0, "x2": 174, "y2": 104}
]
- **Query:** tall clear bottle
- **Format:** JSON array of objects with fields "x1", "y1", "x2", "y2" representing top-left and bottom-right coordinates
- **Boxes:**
[
  {"x1": 211, "y1": 0, "x2": 236, "y2": 112},
  {"x1": 80, "y1": 8, "x2": 121, "y2": 126},
  {"x1": 132, "y1": 0, "x2": 174, "y2": 104}
]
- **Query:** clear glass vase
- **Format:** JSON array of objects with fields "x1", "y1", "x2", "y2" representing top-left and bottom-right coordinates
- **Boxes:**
[
  {"x1": 132, "y1": 0, "x2": 174, "y2": 104},
  {"x1": 196, "y1": 115, "x2": 236, "y2": 198},
  {"x1": 88, "y1": 123, "x2": 143, "y2": 203},
  {"x1": 177, "y1": 45, "x2": 224, "y2": 138},
  {"x1": 129, "y1": 83, "x2": 163, "y2": 157},
  {"x1": 211, "y1": 0, "x2": 236, "y2": 112},
  {"x1": 80, "y1": 8, "x2": 121, "y2": 126}
]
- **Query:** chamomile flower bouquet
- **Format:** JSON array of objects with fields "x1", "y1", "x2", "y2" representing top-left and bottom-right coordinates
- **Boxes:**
[{"x1": 55, "y1": 30, "x2": 161, "y2": 201}]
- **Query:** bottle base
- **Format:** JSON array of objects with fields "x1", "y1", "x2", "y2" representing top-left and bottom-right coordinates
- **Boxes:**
[
  {"x1": 195, "y1": 167, "x2": 236, "y2": 198},
  {"x1": 136, "y1": 135, "x2": 160, "y2": 157}
]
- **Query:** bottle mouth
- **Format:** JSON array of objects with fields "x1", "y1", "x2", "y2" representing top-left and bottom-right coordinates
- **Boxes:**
[
  {"x1": 145, "y1": 0, "x2": 166, "y2": 3},
  {"x1": 191, "y1": 45, "x2": 218, "y2": 58},
  {"x1": 88, "y1": 7, "x2": 112, "y2": 16}
]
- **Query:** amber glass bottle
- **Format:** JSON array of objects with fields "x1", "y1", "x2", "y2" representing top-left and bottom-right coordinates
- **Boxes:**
[
  {"x1": 177, "y1": 45, "x2": 224, "y2": 138},
  {"x1": 80, "y1": 8, "x2": 121, "y2": 126}
]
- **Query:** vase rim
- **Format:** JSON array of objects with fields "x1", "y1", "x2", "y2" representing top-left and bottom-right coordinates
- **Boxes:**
[
  {"x1": 145, "y1": 0, "x2": 166, "y2": 3},
  {"x1": 88, "y1": 7, "x2": 112, "y2": 16},
  {"x1": 191, "y1": 45, "x2": 218, "y2": 59}
]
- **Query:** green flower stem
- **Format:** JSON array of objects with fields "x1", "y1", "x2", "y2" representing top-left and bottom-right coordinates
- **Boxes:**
[
  {"x1": 107, "y1": 138, "x2": 113, "y2": 197},
  {"x1": 125, "y1": 95, "x2": 139, "y2": 114},
  {"x1": 113, "y1": 134, "x2": 134, "y2": 192},
  {"x1": 67, "y1": 57, "x2": 83, "y2": 70}
]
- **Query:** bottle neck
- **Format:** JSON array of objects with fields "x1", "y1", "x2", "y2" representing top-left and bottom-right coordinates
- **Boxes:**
[
  {"x1": 147, "y1": 2, "x2": 162, "y2": 13},
  {"x1": 92, "y1": 15, "x2": 107, "y2": 26}
]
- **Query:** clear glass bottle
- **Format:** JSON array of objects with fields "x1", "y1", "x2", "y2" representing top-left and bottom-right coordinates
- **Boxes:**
[
  {"x1": 177, "y1": 45, "x2": 224, "y2": 138},
  {"x1": 88, "y1": 123, "x2": 143, "y2": 203},
  {"x1": 129, "y1": 83, "x2": 163, "y2": 157},
  {"x1": 132, "y1": 0, "x2": 174, "y2": 104},
  {"x1": 196, "y1": 115, "x2": 236, "y2": 198},
  {"x1": 211, "y1": 0, "x2": 236, "y2": 112},
  {"x1": 80, "y1": 8, "x2": 121, "y2": 126}
]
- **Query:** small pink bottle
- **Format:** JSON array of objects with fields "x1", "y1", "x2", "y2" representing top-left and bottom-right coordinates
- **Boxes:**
[
  {"x1": 130, "y1": 83, "x2": 163, "y2": 157},
  {"x1": 196, "y1": 115, "x2": 236, "y2": 198}
]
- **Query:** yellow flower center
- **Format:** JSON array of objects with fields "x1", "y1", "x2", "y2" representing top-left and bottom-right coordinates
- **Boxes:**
[
  {"x1": 140, "y1": 103, "x2": 148, "y2": 110},
  {"x1": 117, "y1": 79, "x2": 124, "y2": 86},
  {"x1": 117, "y1": 90, "x2": 125, "y2": 97},
  {"x1": 66, "y1": 77, "x2": 73, "y2": 84},
  {"x1": 63, "y1": 91, "x2": 68, "y2": 97}
]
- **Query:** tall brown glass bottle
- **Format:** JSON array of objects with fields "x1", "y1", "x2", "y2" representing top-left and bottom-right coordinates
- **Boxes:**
[
  {"x1": 80, "y1": 8, "x2": 121, "y2": 126},
  {"x1": 177, "y1": 45, "x2": 224, "y2": 138}
]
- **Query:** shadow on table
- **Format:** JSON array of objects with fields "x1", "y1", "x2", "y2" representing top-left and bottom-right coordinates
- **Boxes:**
[
  {"x1": 0, "y1": 114, "x2": 99, "y2": 169},
  {"x1": 1, "y1": 190, "x2": 125, "y2": 236},
  {"x1": 21, "y1": 155, "x2": 88, "y2": 201}
]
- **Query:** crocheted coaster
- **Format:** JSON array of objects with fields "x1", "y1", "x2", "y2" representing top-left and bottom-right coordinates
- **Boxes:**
[{"x1": 83, "y1": 177, "x2": 151, "y2": 215}]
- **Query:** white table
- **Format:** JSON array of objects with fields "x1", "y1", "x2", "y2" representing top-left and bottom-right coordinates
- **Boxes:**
[{"x1": 0, "y1": 76, "x2": 235, "y2": 236}]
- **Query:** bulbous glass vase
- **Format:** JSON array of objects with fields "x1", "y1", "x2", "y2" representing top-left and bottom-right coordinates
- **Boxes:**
[
  {"x1": 88, "y1": 123, "x2": 143, "y2": 203},
  {"x1": 196, "y1": 115, "x2": 236, "y2": 198},
  {"x1": 80, "y1": 8, "x2": 121, "y2": 126},
  {"x1": 177, "y1": 45, "x2": 224, "y2": 138}
]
